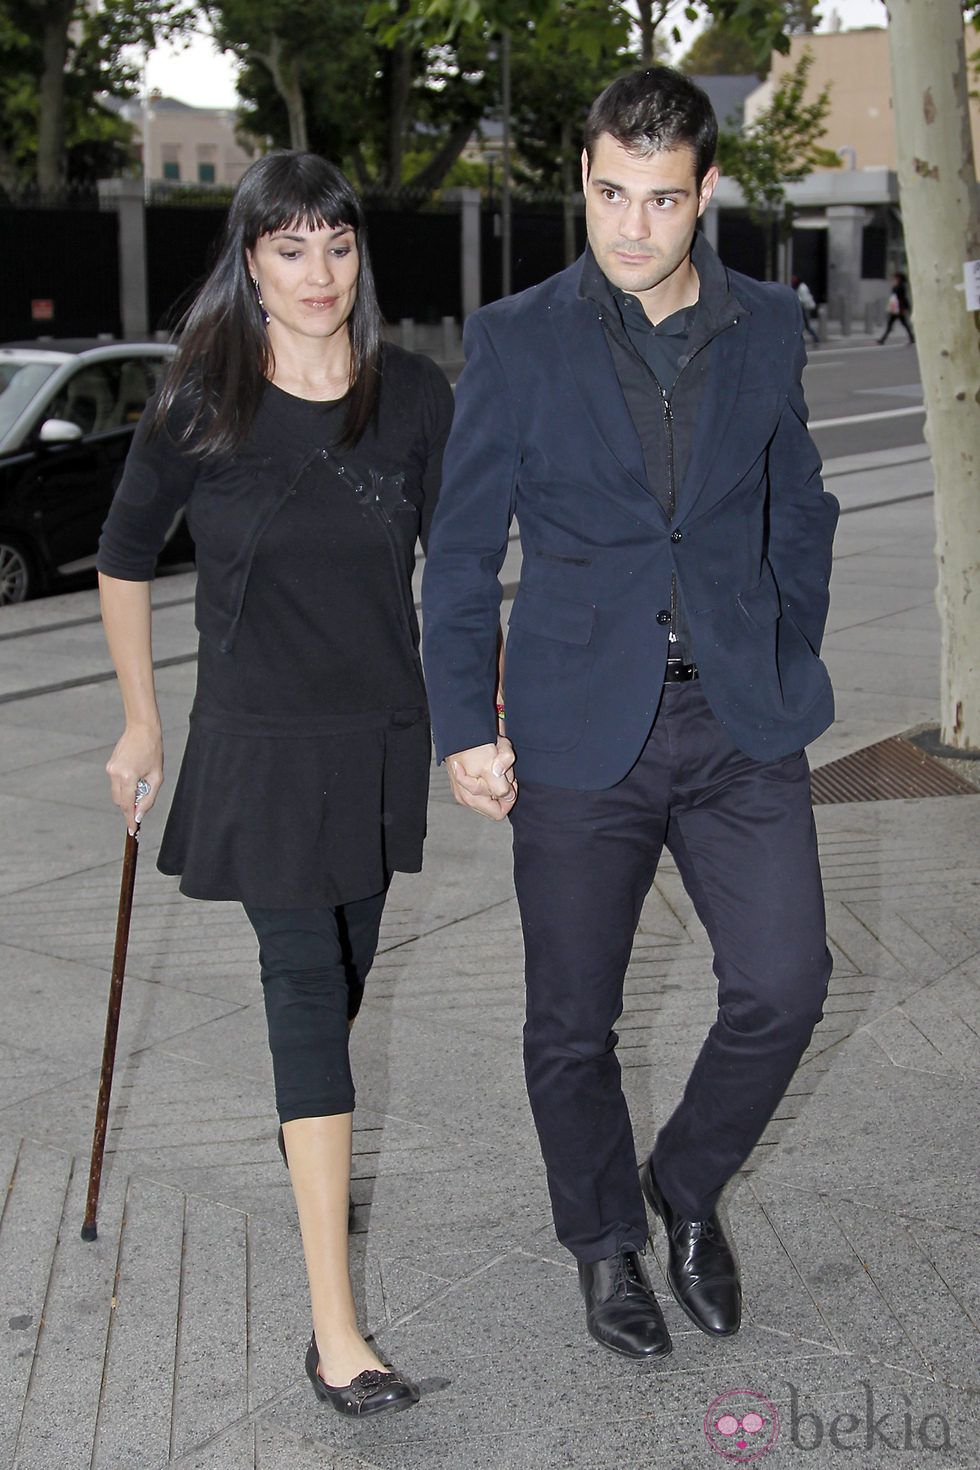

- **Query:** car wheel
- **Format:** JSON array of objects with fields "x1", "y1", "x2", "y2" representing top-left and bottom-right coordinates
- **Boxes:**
[{"x1": 0, "y1": 537, "x2": 37, "y2": 605}]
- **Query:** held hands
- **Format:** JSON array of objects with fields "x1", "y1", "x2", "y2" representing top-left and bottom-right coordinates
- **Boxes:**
[
  {"x1": 106, "y1": 722, "x2": 163, "y2": 835},
  {"x1": 448, "y1": 738, "x2": 517, "y2": 821}
]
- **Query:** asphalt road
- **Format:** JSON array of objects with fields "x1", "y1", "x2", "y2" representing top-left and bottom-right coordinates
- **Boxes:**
[{"x1": 803, "y1": 335, "x2": 925, "y2": 462}]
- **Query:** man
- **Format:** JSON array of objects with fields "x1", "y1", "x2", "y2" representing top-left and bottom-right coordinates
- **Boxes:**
[
  {"x1": 421, "y1": 67, "x2": 837, "y2": 1362},
  {"x1": 792, "y1": 275, "x2": 820, "y2": 344}
]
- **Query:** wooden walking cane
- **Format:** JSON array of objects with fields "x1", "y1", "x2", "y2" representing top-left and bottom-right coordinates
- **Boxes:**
[{"x1": 81, "y1": 779, "x2": 148, "y2": 1242}]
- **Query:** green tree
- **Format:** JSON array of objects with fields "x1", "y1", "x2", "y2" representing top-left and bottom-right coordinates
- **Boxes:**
[
  {"x1": 211, "y1": 0, "x2": 493, "y2": 191},
  {"x1": 677, "y1": 0, "x2": 821, "y2": 76},
  {"x1": 717, "y1": 49, "x2": 837, "y2": 279},
  {"x1": 0, "y1": 0, "x2": 196, "y2": 195},
  {"x1": 679, "y1": 23, "x2": 759, "y2": 74},
  {"x1": 409, "y1": 0, "x2": 803, "y2": 73},
  {"x1": 208, "y1": 0, "x2": 372, "y2": 156},
  {"x1": 506, "y1": 0, "x2": 635, "y2": 260},
  {"x1": 0, "y1": 2, "x2": 150, "y2": 193}
]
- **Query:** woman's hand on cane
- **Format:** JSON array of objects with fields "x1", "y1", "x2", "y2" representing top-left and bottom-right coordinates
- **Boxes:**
[{"x1": 106, "y1": 726, "x2": 162, "y2": 834}]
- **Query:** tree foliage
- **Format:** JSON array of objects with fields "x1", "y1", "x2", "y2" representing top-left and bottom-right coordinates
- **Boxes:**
[
  {"x1": 209, "y1": 0, "x2": 494, "y2": 191},
  {"x1": 506, "y1": 1, "x2": 635, "y2": 192},
  {"x1": 679, "y1": 23, "x2": 760, "y2": 75},
  {"x1": 717, "y1": 49, "x2": 836, "y2": 274},
  {"x1": 0, "y1": 0, "x2": 196, "y2": 194},
  {"x1": 207, "y1": 0, "x2": 375, "y2": 157}
]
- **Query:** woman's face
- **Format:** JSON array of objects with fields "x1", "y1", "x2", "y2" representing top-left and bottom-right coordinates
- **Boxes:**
[{"x1": 246, "y1": 221, "x2": 359, "y2": 347}]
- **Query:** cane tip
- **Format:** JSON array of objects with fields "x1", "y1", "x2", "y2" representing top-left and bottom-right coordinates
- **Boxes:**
[{"x1": 80, "y1": 1222, "x2": 98, "y2": 1242}]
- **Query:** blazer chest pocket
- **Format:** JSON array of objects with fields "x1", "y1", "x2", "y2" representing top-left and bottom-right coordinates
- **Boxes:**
[{"x1": 505, "y1": 589, "x2": 595, "y2": 753}]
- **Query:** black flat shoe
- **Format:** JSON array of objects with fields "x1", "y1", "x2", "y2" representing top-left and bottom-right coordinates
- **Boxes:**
[
  {"x1": 640, "y1": 1157, "x2": 741, "y2": 1336},
  {"x1": 304, "y1": 1335, "x2": 419, "y2": 1417},
  {"x1": 578, "y1": 1249, "x2": 672, "y2": 1359},
  {"x1": 277, "y1": 1127, "x2": 357, "y2": 1232}
]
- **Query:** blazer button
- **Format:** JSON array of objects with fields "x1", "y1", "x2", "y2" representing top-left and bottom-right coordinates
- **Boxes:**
[
  {"x1": 670, "y1": 529, "x2": 683, "y2": 542},
  {"x1": 656, "y1": 609, "x2": 671, "y2": 624}
]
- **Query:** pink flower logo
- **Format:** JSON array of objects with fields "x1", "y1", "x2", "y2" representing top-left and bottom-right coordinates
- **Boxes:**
[{"x1": 704, "y1": 1389, "x2": 780, "y2": 1461}]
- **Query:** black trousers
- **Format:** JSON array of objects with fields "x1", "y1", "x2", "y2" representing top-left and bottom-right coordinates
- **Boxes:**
[
  {"x1": 510, "y1": 681, "x2": 831, "y2": 1263},
  {"x1": 244, "y1": 889, "x2": 387, "y2": 1122},
  {"x1": 879, "y1": 310, "x2": 914, "y2": 343}
]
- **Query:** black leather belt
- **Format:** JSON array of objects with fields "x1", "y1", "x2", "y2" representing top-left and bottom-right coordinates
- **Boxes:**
[{"x1": 663, "y1": 660, "x2": 699, "y2": 683}]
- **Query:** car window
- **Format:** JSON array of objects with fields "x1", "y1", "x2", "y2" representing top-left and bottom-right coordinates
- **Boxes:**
[
  {"x1": 111, "y1": 356, "x2": 169, "y2": 426},
  {"x1": 45, "y1": 363, "x2": 120, "y2": 435},
  {"x1": 43, "y1": 355, "x2": 169, "y2": 436},
  {"x1": 0, "y1": 361, "x2": 59, "y2": 443}
]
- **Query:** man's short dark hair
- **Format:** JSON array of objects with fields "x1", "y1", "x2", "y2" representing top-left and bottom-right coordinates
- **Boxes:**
[{"x1": 584, "y1": 67, "x2": 718, "y2": 187}]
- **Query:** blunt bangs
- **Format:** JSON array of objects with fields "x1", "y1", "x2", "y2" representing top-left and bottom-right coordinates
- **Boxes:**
[
  {"x1": 155, "y1": 150, "x2": 383, "y2": 457},
  {"x1": 235, "y1": 153, "x2": 365, "y2": 251}
]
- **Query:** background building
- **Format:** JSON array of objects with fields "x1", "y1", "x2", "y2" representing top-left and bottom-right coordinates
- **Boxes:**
[
  {"x1": 108, "y1": 94, "x2": 261, "y2": 188},
  {"x1": 697, "y1": 24, "x2": 980, "y2": 320},
  {"x1": 745, "y1": 25, "x2": 980, "y2": 171}
]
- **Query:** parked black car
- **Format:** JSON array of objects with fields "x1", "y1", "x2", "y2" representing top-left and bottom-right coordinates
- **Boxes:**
[{"x1": 0, "y1": 339, "x2": 189, "y2": 604}]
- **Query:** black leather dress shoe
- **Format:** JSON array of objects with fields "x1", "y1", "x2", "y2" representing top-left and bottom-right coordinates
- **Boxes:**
[
  {"x1": 640, "y1": 1158, "x2": 741, "y2": 1336},
  {"x1": 578, "y1": 1249, "x2": 673, "y2": 1359},
  {"x1": 305, "y1": 1335, "x2": 419, "y2": 1416}
]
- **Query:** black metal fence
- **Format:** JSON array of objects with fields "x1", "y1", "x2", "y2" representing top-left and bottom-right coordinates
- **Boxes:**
[
  {"x1": 2, "y1": 206, "x2": 122, "y2": 340},
  {"x1": 2, "y1": 188, "x2": 849, "y2": 344}
]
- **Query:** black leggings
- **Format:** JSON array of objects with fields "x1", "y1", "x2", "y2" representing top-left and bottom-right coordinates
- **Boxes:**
[
  {"x1": 879, "y1": 310, "x2": 914, "y2": 343},
  {"x1": 244, "y1": 889, "x2": 387, "y2": 1122}
]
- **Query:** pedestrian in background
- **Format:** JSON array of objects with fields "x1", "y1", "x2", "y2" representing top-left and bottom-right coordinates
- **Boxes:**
[
  {"x1": 878, "y1": 271, "x2": 915, "y2": 344},
  {"x1": 793, "y1": 274, "x2": 820, "y2": 344},
  {"x1": 97, "y1": 151, "x2": 452, "y2": 1418}
]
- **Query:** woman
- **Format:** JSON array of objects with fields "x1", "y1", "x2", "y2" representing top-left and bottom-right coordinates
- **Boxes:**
[
  {"x1": 97, "y1": 152, "x2": 454, "y2": 1418},
  {"x1": 878, "y1": 271, "x2": 915, "y2": 344}
]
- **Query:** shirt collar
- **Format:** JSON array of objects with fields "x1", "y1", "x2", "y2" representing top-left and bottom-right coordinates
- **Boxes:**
[
  {"x1": 614, "y1": 288, "x2": 695, "y2": 341},
  {"x1": 578, "y1": 232, "x2": 747, "y2": 340}
]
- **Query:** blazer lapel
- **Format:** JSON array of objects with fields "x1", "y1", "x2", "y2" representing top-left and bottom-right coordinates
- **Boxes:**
[
  {"x1": 550, "y1": 292, "x2": 651, "y2": 498},
  {"x1": 676, "y1": 318, "x2": 749, "y2": 519}
]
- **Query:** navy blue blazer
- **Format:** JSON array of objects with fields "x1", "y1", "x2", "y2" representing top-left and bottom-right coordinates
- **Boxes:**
[{"x1": 422, "y1": 239, "x2": 839, "y2": 788}]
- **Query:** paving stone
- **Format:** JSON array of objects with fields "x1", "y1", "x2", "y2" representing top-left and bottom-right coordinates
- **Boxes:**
[
  {"x1": 12, "y1": 1163, "x2": 128, "y2": 1470},
  {"x1": 0, "y1": 1139, "x2": 73, "y2": 1467},
  {"x1": 90, "y1": 1175, "x2": 184, "y2": 1469}
]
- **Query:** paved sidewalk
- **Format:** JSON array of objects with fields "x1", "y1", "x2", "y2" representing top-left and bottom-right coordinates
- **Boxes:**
[{"x1": 1, "y1": 442, "x2": 978, "y2": 1469}]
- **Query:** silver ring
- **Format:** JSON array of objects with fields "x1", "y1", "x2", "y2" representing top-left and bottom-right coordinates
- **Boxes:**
[{"x1": 135, "y1": 778, "x2": 151, "y2": 802}]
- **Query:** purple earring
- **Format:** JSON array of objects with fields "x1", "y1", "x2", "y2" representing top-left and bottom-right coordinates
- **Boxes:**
[{"x1": 252, "y1": 276, "x2": 269, "y2": 324}]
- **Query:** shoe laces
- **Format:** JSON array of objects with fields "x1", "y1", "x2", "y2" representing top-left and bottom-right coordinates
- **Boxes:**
[{"x1": 613, "y1": 1249, "x2": 646, "y2": 1297}]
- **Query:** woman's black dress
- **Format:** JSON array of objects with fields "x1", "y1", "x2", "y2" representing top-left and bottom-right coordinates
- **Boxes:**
[{"x1": 97, "y1": 346, "x2": 454, "y2": 909}]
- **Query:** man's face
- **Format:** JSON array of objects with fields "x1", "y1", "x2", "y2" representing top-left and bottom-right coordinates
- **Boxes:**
[{"x1": 582, "y1": 134, "x2": 718, "y2": 320}]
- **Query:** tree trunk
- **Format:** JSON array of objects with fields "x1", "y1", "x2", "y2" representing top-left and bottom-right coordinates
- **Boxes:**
[
  {"x1": 560, "y1": 115, "x2": 576, "y2": 266},
  {"x1": 763, "y1": 210, "x2": 775, "y2": 281},
  {"x1": 38, "y1": 0, "x2": 74, "y2": 195},
  {"x1": 0, "y1": 136, "x2": 20, "y2": 195},
  {"x1": 635, "y1": 0, "x2": 655, "y2": 64},
  {"x1": 886, "y1": 0, "x2": 980, "y2": 749},
  {"x1": 408, "y1": 117, "x2": 477, "y2": 195},
  {"x1": 631, "y1": 0, "x2": 670, "y2": 64},
  {"x1": 384, "y1": 39, "x2": 413, "y2": 187},
  {"x1": 263, "y1": 35, "x2": 309, "y2": 151}
]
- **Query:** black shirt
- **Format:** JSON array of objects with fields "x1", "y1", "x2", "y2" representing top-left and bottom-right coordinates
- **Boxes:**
[{"x1": 613, "y1": 291, "x2": 696, "y2": 401}]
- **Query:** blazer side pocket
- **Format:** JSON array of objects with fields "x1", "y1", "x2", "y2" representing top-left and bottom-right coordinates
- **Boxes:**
[{"x1": 505, "y1": 589, "x2": 595, "y2": 751}]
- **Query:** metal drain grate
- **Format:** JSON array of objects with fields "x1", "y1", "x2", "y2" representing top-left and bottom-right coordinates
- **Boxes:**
[{"x1": 810, "y1": 736, "x2": 979, "y2": 805}]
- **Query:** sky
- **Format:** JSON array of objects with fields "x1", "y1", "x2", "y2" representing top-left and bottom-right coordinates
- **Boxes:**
[{"x1": 143, "y1": 1, "x2": 888, "y2": 110}]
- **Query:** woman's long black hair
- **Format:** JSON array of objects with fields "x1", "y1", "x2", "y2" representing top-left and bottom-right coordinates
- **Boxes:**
[{"x1": 154, "y1": 151, "x2": 383, "y2": 455}]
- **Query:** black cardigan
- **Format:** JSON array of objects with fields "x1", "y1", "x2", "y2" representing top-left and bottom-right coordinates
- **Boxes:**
[{"x1": 98, "y1": 344, "x2": 454, "y2": 654}]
